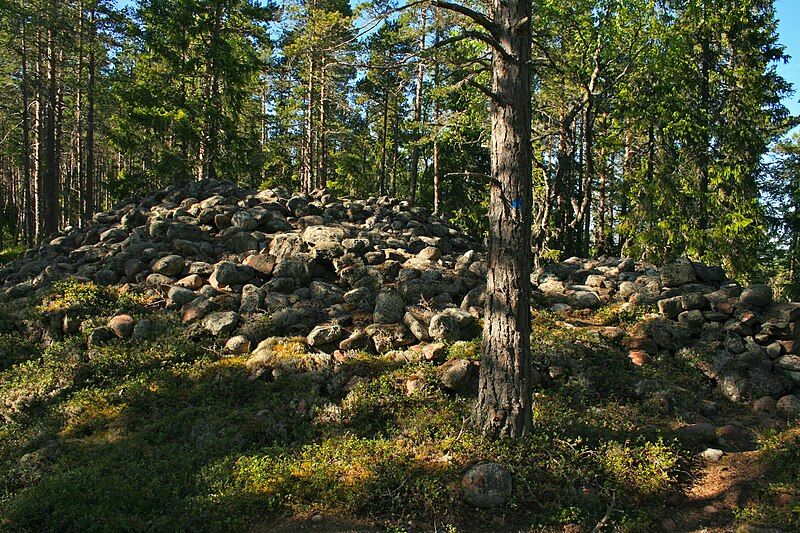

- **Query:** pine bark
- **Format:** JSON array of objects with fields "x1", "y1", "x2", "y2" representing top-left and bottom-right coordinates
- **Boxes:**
[
  {"x1": 408, "y1": 10, "x2": 427, "y2": 206},
  {"x1": 473, "y1": 0, "x2": 534, "y2": 438}
]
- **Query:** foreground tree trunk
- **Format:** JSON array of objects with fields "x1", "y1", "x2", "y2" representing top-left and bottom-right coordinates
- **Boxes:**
[{"x1": 471, "y1": 0, "x2": 534, "y2": 438}]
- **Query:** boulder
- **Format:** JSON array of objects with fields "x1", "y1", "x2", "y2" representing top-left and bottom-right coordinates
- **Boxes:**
[
  {"x1": 210, "y1": 261, "x2": 253, "y2": 290},
  {"x1": 429, "y1": 309, "x2": 479, "y2": 342},
  {"x1": 307, "y1": 325, "x2": 345, "y2": 347},
  {"x1": 739, "y1": 284, "x2": 772, "y2": 309},
  {"x1": 661, "y1": 259, "x2": 696, "y2": 287},
  {"x1": 373, "y1": 289, "x2": 406, "y2": 324},
  {"x1": 364, "y1": 324, "x2": 415, "y2": 352},
  {"x1": 108, "y1": 314, "x2": 135, "y2": 339},
  {"x1": 152, "y1": 255, "x2": 185, "y2": 277},
  {"x1": 462, "y1": 462, "x2": 513, "y2": 509},
  {"x1": 203, "y1": 311, "x2": 241, "y2": 337}
]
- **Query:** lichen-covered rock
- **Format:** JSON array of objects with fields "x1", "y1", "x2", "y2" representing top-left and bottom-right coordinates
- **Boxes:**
[
  {"x1": 307, "y1": 325, "x2": 345, "y2": 347},
  {"x1": 152, "y1": 255, "x2": 185, "y2": 277},
  {"x1": 660, "y1": 259, "x2": 696, "y2": 287},
  {"x1": 108, "y1": 315, "x2": 136, "y2": 339},
  {"x1": 373, "y1": 289, "x2": 406, "y2": 324},
  {"x1": 462, "y1": 462, "x2": 513, "y2": 509},
  {"x1": 203, "y1": 311, "x2": 241, "y2": 337}
]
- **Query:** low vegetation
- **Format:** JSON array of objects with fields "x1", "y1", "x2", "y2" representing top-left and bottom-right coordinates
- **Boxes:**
[{"x1": 0, "y1": 280, "x2": 794, "y2": 531}]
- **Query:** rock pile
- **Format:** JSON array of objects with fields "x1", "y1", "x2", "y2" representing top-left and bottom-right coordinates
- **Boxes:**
[
  {"x1": 0, "y1": 179, "x2": 484, "y2": 358},
  {"x1": 1, "y1": 179, "x2": 798, "y2": 408},
  {"x1": 534, "y1": 256, "x2": 800, "y2": 405}
]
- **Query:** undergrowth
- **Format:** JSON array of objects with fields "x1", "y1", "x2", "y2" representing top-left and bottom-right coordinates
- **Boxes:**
[{"x1": 0, "y1": 278, "x2": 791, "y2": 531}]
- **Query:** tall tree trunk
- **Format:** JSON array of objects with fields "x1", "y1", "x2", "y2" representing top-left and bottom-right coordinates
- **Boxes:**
[
  {"x1": 698, "y1": 1, "x2": 711, "y2": 232},
  {"x1": 42, "y1": 11, "x2": 59, "y2": 237},
  {"x1": 302, "y1": 54, "x2": 315, "y2": 193},
  {"x1": 21, "y1": 20, "x2": 34, "y2": 245},
  {"x1": 473, "y1": 0, "x2": 534, "y2": 438},
  {"x1": 318, "y1": 60, "x2": 327, "y2": 190},
  {"x1": 390, "y1": 95, "x2": 400, "y2": 198},
  {"x1": 379, "y1": 89, "x2": 389, "y2": 196},
  {"x1": 84, "y1": 6, "x2": 95, "y2": 223},
  {"x1": 408, "y1": 9, "x2": 427, "y2": 206},
  {"x1": 432, "y1": 19, "x2": 441, "y2": 214}
]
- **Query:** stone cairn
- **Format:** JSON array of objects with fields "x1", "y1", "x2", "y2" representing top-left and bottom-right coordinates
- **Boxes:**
[{"x1": 0, "y1": 179, "x2": 797, "y2": 410}]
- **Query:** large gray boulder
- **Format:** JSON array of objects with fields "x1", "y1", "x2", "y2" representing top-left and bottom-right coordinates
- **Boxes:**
[
  {"x1": 661, "y1": 259, "x2": 696, "y2": 287},
  {"x1": 203, "y1": 311, "x2": 241, "y2": 337}
]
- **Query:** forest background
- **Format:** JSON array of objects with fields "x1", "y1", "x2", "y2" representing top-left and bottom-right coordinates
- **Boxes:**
[{"x1": 2, "y1": 0, "x2": 800, "y2": 290}]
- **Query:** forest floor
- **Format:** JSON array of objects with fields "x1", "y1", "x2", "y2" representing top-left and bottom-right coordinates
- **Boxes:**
[{"x1": 0, "y1": 281, "x2": 797, "y2": 532}]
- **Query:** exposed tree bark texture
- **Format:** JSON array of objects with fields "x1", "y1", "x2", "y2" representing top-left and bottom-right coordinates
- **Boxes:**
[
  {"x1": 408, "y1": 9, "x2": 426, "y2": 206},
  {"x1": 302, "y1": 54, "x2": 315, "y2": 193},
  {"x1": 432, "y1": 20, "x2": 441, "y2": 215},
  {"x1": 471, "y1": 0, "x2": 534, "y2": 439},
  {"x1": 84, "y1": 5, "x2": 95, "y2": 223},
  {"x1": 21, "y1": 20, "x2": 34, "y2": 245},
  {"x1": 379, "y1": 87, "x2": 389, "y2": 196},
  {"x1": 41, "y1": 5, "x2": 59, "y2": 237}
]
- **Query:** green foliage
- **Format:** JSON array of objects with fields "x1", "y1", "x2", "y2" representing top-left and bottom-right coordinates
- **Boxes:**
[
  {"x1": 595, "y1": 304, "x2": 647, "y2": 326},
  {"x1": 0, "y1": 245, "x2": 24, "y2": 265},
  {"x1": 733, "y1": 428, "x2": 800, "y2": 530}
]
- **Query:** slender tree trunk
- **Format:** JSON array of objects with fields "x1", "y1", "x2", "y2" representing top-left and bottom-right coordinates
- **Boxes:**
[
  {"x1": 597, "y1": 148, "x2": 607, "y2": 256},
  {"x1": 303, "y1": 54, "x2": 315, "y2": 193},
  {"x1": 391, "y1": 94, "x2": 400, "y2": 198},
  {"x1": 432, "y1": 20, "x2": 441, "y2": 214},
  {"x1": 318, "y1": 60, "x2": 327, "y2": 190},
  {"x1": 408, "y1": 9, "x2": 427, "y2": 206},
  {"x1": 84, "y1": 6, "x2": 96, "y2": 223},
  {"x1": 379, "y1": 89, "x2": 389, "y2": 196},
  {"x1": 473, "y1": 0, "x2": 534, "y2": 438},
  {"x1": 21, "y1": 21, "x2": 34, "y2": 245},
  {"x1": 41, "y1": 12, "x2": 59, "y2": 237},
  {"x1": 698, "y1": 2, "x2": 711, "y2": 232},
  {"x1": 75, "y1": 0, "x2": 84, "y2": 226}
]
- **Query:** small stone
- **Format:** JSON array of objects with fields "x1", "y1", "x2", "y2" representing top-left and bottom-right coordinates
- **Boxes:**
[
  {"x1": 417, "y1": 246, "x2": 442, "y2": 261},
  {"x1": 307, "y1": 325, "x2": 345, "y2": 347},
  {"x1": 203, "y1": 311, "x2": 241, "y2": 337},
  {"x1": 661, "y1": 259, "x2": 696, "y2": 287},
  {"x1": 167, "y1": 286, "x2": 196, "y2": 308},
  {"x1": 182, "y1": 296, "x2": 218, "y2": 323},
  {"x1": 210, "y1": 261, "x2": 253, "y2": 290},
  {"x1": 405, "y1": 375, "x2": 426, "y2": 396},
  {"x1": 629, "y1": 350, "x2": 649, "y2": 366},
  {"x1": 152, "y1": 255, "x2": 185, "y2": 277},
  {"x1": 175, "y1": 274, "x2": 204, "y2": 290},
  {"x1": 678, "y1": 309, "x2": 705, "y2": 328},
  {"x1": 439, "y1": 359, "x2": 475, "y2": 393},
  {"x1": 243, "y1": 254, "x2": 276, "y2": 278},
  {"x1": 108, "y1": 314, "x2": 135, "y2": 339},
  {"x1": 462, "y1": 462, "x2": 513, "y2": 509},
  {"x1": 132, "y1": 319, "x2": 153, "y2": 341},
  {"x1": 373, "y1": 289, "x2": 406, "y2": 324},
  {"x1": 224, "y1": 335, "x2": 251, "y2": 355},
  {"x1": 429, "y1": 309, "x2": 478, "y2": 342},
  {"x1": 752, "y1": 396, "x2": 776, "y2": 413},
  {"x1": 404, "y1": 311, "x2": 430, "y2": 341},
  {"x1": 421, "y1": 342, "x2": 447, "y2": 362},
  {"x1": 700, "y1": 448, "x2": 724, "y2": 462},
  {"x1": 364, "y1": 324, "x2": 415, "y2": 352},
  {"x1": 777, "y1": 394, "x2": 800, "y2": 419}
]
